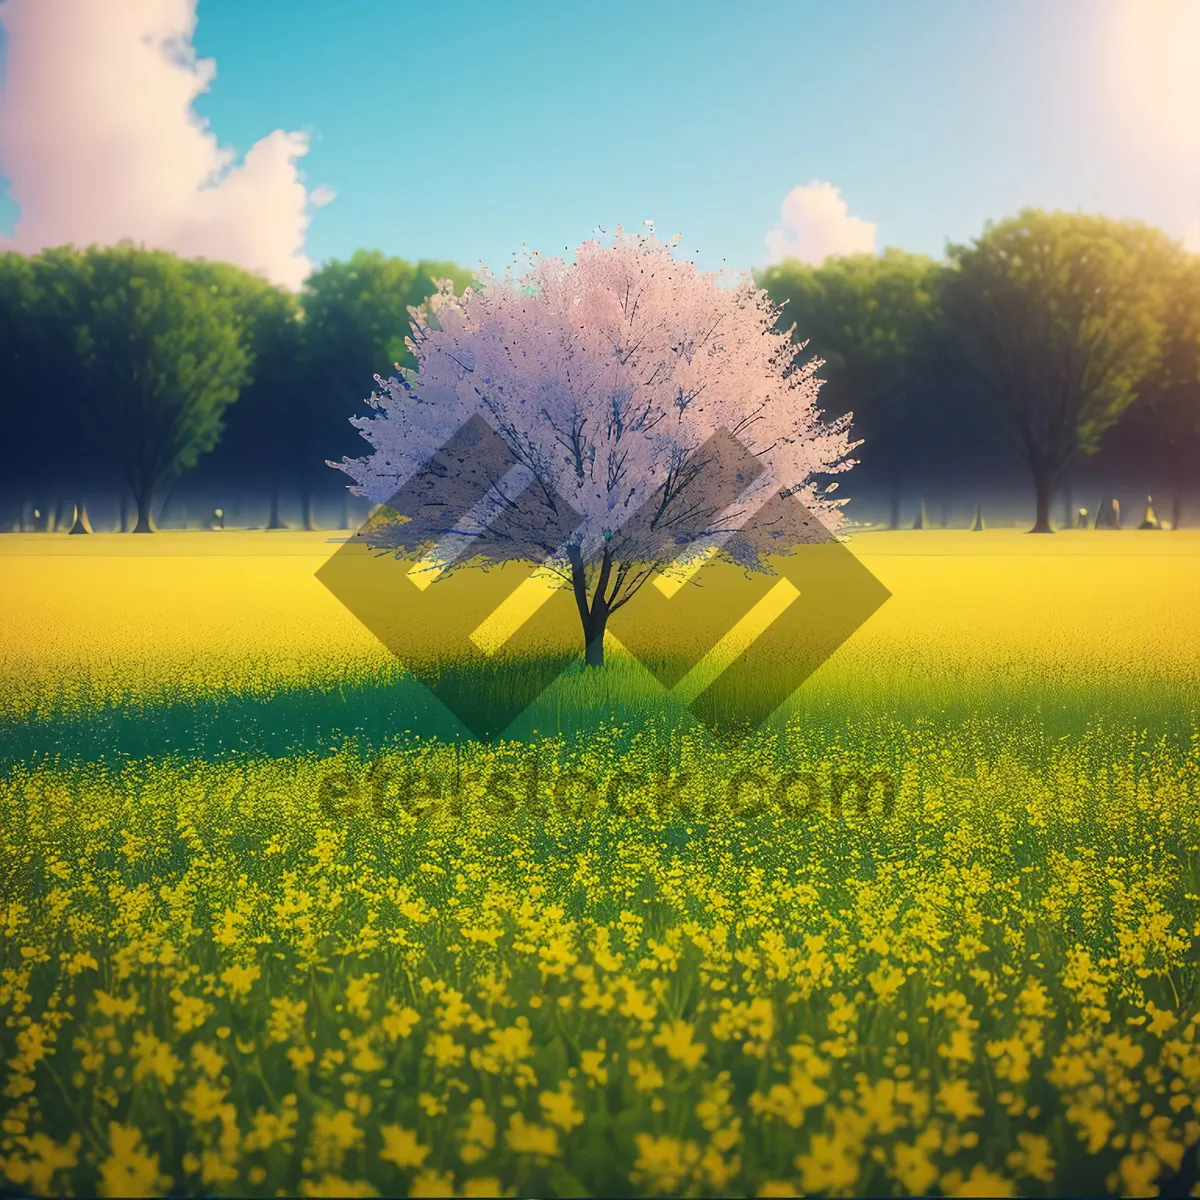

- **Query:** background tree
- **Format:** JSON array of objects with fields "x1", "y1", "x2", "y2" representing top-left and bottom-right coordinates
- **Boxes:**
[
  {"x1": 296, "y1": 251, "x2": 478, "y2": 526},
  {"x1": 65, "y1": 243, "x2": 250, "y2": 532},
  {"x1": 932, "y1": 209, "x2": 1176, "y2": 533},
  {"x1": 754, "y1": 249, "x2": 939, "y2": 528},
  {"x1": 0, "y1": 251, "x2": 44, "y2": 528},
  {"x1": 335, "y1": 228, "x2": 856, "y2": 666},
  {"x1": 180, "y1": 259, "x2": 304, "y2": 528},
  {"x1": 1115, "y1": 251, "x2": 1200, "y2": 530}
]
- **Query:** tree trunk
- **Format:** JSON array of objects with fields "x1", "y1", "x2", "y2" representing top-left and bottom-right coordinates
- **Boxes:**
[
  {"x1": 569, "y1": 543, "x2": 612, "y2": 668},
  {"x1": 119, "y1": 490, "x2": 130, "y2": 533},
  {"x1": 266, "y1": 487, "x2": 286, "y2": 530},
  {"x1": 887, "y1": 482, "x2": 902, "y2": 531},
  {"x1": 1171, "y1": 490, "x2": 1184, "y2": 532},
  {"x1": 132, "y1": 491, "x2": 155, "y2": 534},
  {"x1": 67, "y1": 499, "x2": 91, "y2": 534},
  {"x1": 584, "y1": 608, "x2": 608, "y2": 667},
  {"x1": 1030, "y1": 474, "x2": 1054, "y2": 534},
  {"x1": 340, "y1": 493, "x2": 350, "y2": 531},
  {"x1": 1061, "y1": 481, "x2": 1073, "y2": 531},
  {"x1": 303, "y1": 491, "x2": 317, "y2": 532}
]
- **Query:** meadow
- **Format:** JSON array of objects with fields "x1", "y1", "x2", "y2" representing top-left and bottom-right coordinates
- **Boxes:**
[{"x1": 2, "y1": 529, "x2": 1200, "y2": 1197}]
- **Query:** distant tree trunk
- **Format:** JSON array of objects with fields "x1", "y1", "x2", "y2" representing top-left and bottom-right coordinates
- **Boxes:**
[
  {"x1": 266, "y1": 486, "x2": 286, "y2": 530},
  {"x1": 303, "y1": 490, "x2": 318, "y2": 532},
  {"x1": 1030, "y1": 471, "x2": 1054, "y2": 534},
  {"x1": 119, "y1": 490, "x2": 130, "y2": 533},
  {"x1": 887, "y1": 479, "x2": 902, "y2": 531},
  {"x1": 132, "y1": 488, "x2": 155, "y2": 534},
  {"x1": 67, "y1": 499, "x2": 91, "y2": 534},
  {"x1": 340, "y1": 493, "x2": 350, "y2": 531},
  {"x1": 1061, "y1": 479, "x2": 1073, "y2": 531},
  {"x1": 1171, "y1": 490, "x2": 1184, "y2": 531}
]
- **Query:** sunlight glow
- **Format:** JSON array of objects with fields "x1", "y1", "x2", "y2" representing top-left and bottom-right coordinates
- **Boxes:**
[{"x1": 1109, "y1": 0, "x2": 1200, "y2": 154}]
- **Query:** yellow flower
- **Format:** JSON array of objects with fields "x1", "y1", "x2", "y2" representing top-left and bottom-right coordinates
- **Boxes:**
[
  {"x1": 310, "y1": 1109, "x2": 363, "y2": 1168},
  {"x1": 867, "y1": 963, "x2": 906, "y2": 1000},
  {"x1": 190, "y1": 1042, "x2": 225, "y2": 1080},
  {"x1": 94, "y1": 991, "x2": 138, "y2": 1020},
  {"x1": 181, "y1": 1078, "x2": 229, "y2": 1125},
  {"x1": 1005, "y1": 1131, "x2": 1056, "y2": 1183},
  {"x1": 244, "y1": 1099, "x2": 299, "y2": 1153},
  {"x1": 424, "y1": 1032, "x2": 466, "y2": 1069},
  {"x1": 581, "y1": 1047, "x2": 608, "y2": 1086},
  {"x1": 1146, "y1": 1003, "x2": 1177, "y2": 1038},
  {"x1": 652, "y1": 1020, "x2": 706, "y2": 1069},
  {"x1": 220, "y1": 963, "x2": 261, "y2": 998},
  {"x1": 942, "y1": 1165, "x2": 1016, "y2": 1197},
  {"x1": 346, "y1": 973, "x2": 379, "y2": 1020},
  {"x1": 627, "y1": 1058, "x2": 666, "y2": 1093},
  {"x1": 408, "y1": 1169, "x2": 456, "y2": 1198},
  {"x1": 794, "y1": 1132, "x2": 860, "y2": 1194},
  {"x1": 382, "y1": 1003, "x2": 421, "y2": 1041},
  {"x1": 130, "y1": 1032, "x2": 182, "y2": 1087},
  {"x1": 300, "y1": 1175, "x2": 379, "y2": 1197},
  {"x1": 98, "y1": 1124, "x2": 169, "y2": 1198},
  {"x1": 288, "y1": 1044, "x2": 315, "y2": 1071},
  {"x1": 380, "y1": 1124, "x2": 429, "y2": 1170},
  {"x1": 504, "y1": 1113, "x2": 559, "y2": 1159},
  {"x1": 631, "y1": 1133, "x2": 702, "y2": 1194},
  {"x1": 267, "y1": 996, "x2": 308, "y2": 1044},
  {"x1": 892, "y1": 1136, "x2": 940, "y2": 1195},
  {"x1": 1066, "y1": 1103, "x2": 1114, "y2": 1155},
  {"x1": 2, "y1": 1132, "x2": 80, "y2": 1195},
  {"x1": 458, "y1": 1100, "x2": 496, "y2": 1164},
  {"x1": 461, "y1": 1178, "x2": 506, "y2": 1198},
  {"x1": 936, "y1": 1078, "x2": 983, "y2": 1123},
  {"x1": 539, "y1": 1080, "x2": 585, "y2": 1133},
  {"x1": 756, "y1": 1183, "x2": 802, "y2": 1198}
]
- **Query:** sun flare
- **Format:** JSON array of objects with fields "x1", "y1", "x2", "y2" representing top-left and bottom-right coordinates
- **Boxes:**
[{"x1": 1109, "y1": 0, "x2": 1200, "y2": 155}]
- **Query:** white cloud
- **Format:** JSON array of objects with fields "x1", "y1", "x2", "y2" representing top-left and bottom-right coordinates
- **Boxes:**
[
  {"x1": 0, "y1": 0, "x2": 334, "y2": 289},
  {"x1": 764, "y1": 181, "x2": 877, "y2": 267}
]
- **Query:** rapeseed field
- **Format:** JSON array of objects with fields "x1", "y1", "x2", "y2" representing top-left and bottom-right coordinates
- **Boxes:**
[{"x1": 2, "y1": 531, "x2": 1199, "y2": 1197}]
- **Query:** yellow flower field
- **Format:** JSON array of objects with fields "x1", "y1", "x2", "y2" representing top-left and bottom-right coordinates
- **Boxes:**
[{"x1": 2, "y1": 530, "x2": 1199, "y2": 1196}]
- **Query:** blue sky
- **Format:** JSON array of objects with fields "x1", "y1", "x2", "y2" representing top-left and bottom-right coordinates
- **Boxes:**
[{"x1": 1, "y1": 0, "x2": 1197, "y2": 283}]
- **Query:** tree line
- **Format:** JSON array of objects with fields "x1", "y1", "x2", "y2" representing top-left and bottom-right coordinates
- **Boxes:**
[
  {"x1": 754, "y1": 209, "x2": 1200, "y2": 532},
  {"x1": 0, "y1": 208, "x2": 1197, "y2": 534},
  {"x1": 0, "y1": 242, "x2": 475, "y2": 532}
]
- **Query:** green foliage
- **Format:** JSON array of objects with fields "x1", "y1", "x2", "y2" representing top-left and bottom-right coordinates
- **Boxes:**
[
  {"x1": 753, "y1": 250, "x2": 939, "y2": 517},
  {"x1": 61, "y1": 242, "x2": 251, "y2": 521},
  {"x1": 753, "y1": 248, "x2": 937, "y2": 426},
  {"x1": 178, "y1": 259, "x2": 305, "y2": 488},
  {"x1": 296, "y1": 251, "x2": 479, "y2": 481},
  {"x1": 1124, "y1": 252, "x2": 1200, "y2": 478},
  {"x1": 934, "y1": 210, "x2": 1177, "y2": 483}
]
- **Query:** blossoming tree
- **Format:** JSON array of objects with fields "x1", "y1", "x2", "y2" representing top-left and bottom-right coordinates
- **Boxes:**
[{"x1": 331, "y1": 227, "x2": 858, "y2": 666}]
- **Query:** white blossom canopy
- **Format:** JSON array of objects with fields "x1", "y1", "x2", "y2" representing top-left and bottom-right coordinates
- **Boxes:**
[{"x1": 332, "y1": 227, "x2": 859, "y2": 586}]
